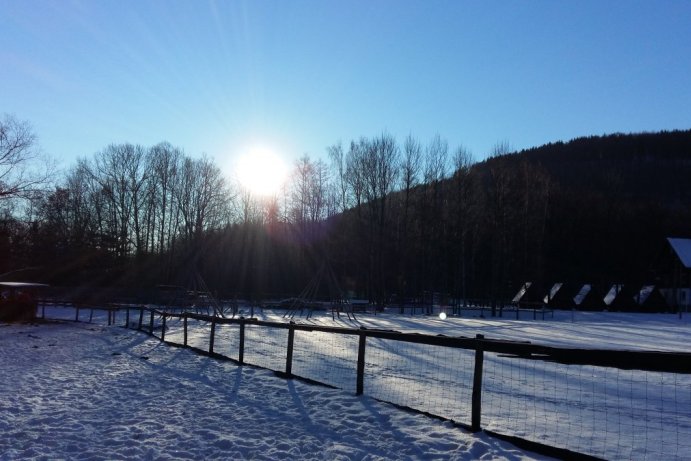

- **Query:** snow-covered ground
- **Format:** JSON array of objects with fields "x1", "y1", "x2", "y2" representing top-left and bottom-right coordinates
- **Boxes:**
[
  {"x1": 4, "y1": 306, "x2": 691, "y2": 460},
  {"x1": 273, "y1": 307, "x2": 691, "y2": 352},
  {"x1": 0, "y1": 318, "x2": 549, "y2": 460}
]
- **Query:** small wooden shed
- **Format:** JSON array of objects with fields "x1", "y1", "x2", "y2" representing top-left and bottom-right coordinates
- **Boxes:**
[{"x1": 0, "y1": 282, "x2": 48, "y2": 322}]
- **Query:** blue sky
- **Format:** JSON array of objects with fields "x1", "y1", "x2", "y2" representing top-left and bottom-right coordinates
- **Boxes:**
[{"x1": 2, "y1": 0, "x2": 690, "y2": 175}]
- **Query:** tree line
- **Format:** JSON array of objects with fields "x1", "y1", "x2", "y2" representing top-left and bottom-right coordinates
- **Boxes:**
[{"x1": 2, "y1": 113, "x2": 691, "y2": 307}]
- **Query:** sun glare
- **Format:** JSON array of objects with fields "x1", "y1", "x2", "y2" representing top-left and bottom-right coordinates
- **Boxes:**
[{"x1": 236, "y1": 148, "x2": 288, "y2": 196}]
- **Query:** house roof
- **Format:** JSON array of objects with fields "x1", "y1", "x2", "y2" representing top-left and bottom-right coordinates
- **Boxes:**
[
  {"x1": 512, "y1": 282, "x2": 532, "y2": 303},
  {"x1": 637, "y1": 285, "x2": 655, "y2": 304},
  {"x1": 604, "y1": 284, "x2": 624, "y2": 306},
  {"x1": 573, "y1": 284, "x2": 591, "y2": 305},
  {"x1": 668, "y1": 238, "x2": 691, "y2": 269},
  {"x1": 543, "y1": 283, "x2": 562, "y2": 303}
]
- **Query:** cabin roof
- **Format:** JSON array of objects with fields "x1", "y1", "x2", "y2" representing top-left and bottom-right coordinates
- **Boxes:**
[
  {"x1": 604, "y1": 284, "x2": 625, "y2": 306},
  {"x1": 511, "y1": 282, "x2": 532, "y2": 303},
  {"x1": 668, "y1": 238, "x2": 691, "y2": 269},
  {"x1": 573, "y1": 284, "x2": 592, "y2": 305}
]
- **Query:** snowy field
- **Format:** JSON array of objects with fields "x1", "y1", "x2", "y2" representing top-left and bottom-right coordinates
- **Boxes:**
[
  {"x1": 4, "y1": 306, "x2": 691, "y2": 460},
  {"x1": 0, "y1": 318, "x2": 548, "y2": 460}
]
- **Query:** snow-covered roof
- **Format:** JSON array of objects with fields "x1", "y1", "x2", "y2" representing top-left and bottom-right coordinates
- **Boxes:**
[
  {"x1": 512, "y1": 282, "x2": 532, "y2": 303},
  {"x1": 604, "y1": 284, "x2": 624, "y2": 306},
  {"x1": 668, "y1": 238, "x2": 691, "y2": 269},
  {"x1": 636, "y1": 285, "x2": 655, "y2": 304},
  {"x1": 573, "y1": 284, "x2": 591, "y2": 305},
  {"x1": 544, "y1": 283, "x2": 562, "y2": 303}
]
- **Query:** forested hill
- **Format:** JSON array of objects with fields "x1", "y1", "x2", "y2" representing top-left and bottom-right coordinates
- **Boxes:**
[
  {"x1": 463, "y1": 129, "x2": 691, "y2": 297},
  {"x1": 513, "y1": 130, "x2": 691, "y2": 203},
  {"x1": 3, "y1": 125, "x2": 691, "y2": 305}
]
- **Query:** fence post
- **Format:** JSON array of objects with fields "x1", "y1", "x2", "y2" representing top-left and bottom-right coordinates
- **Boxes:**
[
  {"x1": 149, "y1": 310, "x2": 154, "y2": 335},
  {"x1": 75, "y1": 305, "x2": 80, "y2": 322},
  {"x1": 356, "y1": 331, "x2": 367, "y2": 395},
  {"x1": 239, "y1": 318, "x2": 245, "y2": 364},
  {"x1": 161, "y1": 314, "x2": 167, "y2": 342},
  {"x1": 209, "y1": 317, "x2": 216, "y2": 355},
  {"x1": 183, "y1": 315, "x2": 188, "y2": 346},
  {"x1": 286, "y1": 323, "x2": 295, "y2": 377},
  {"x1": 41, "y1": 304, "x2": 45, "y2": 319},
  {"x1": 138, "y1": 307, "x2": 144, "y2": 330},
  {"x1": 472, "y1": 334, "x2": 485, "y2": 432},
  {"x1": 125, "y1": 307, "x2": 130, "y2": 328}
]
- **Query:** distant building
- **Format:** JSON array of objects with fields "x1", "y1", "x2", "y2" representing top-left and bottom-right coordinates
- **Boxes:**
[
  {"x1": 603, "y1": 284, "x2": 637, "y2": 311},
  {"x1": 634, "y1": 285, "x2": 668, "y2": 312},
  {"x1": 543, "y1": 282, "x2": 576, "y2": 309},
  {"x1": 573, "y1": 284, "x2": 605, "y2": 311},
  {"x1": 603, "y1": 283, "x2": 668, "y2": 313},
  {"x1": 512, "y1": 282, "x2": 544, "y2": 308},
  {"x1": 661, "y1": 238, "x2": 691, "y2": 312}
]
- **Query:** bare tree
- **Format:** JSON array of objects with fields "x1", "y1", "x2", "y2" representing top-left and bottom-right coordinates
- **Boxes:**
[
  {"x1": 290, "y1": 155, "x2": 313, "y2": 227},
  {"x1": 88, "y1": 144, "x2": 149, "y2": 257},
  {"x1": 345, "y1": 139, "x2": 367, "y2": 215},
  {"x1": 63, "y1": 160, "x2": 99, "y2": 247},
  {"x1": 424, "y1": 134, "x2": 449, "y2": 183},
  {"x1": 401, "y1": 135, "x2": 422, "y2": 193},
  {"x1": 327, "y1": 142, "x2": 348, "y2": 213},
  {"x1": 0, "y1": 114, "x2": 52, "y2": 200},
  {"x1": 395, "y1": 134, "x2": 423, "y2": 304},
  {"x1": 146, "y1": 143, "x2": 182, "y2": 254},
  {"x1": 175, "y1": 155, "x2": 232, "y2": 243},
  {"x1": 450, "y1": 145, "x2": 475, "y2": 307},
  {"x1": 361, "y1": 133, "x2": 400, "y2": 305},
  {"x1": 485, "y1": 141, "x2": 517, "y2": 314},
  {"x1": 419, "y1": 134, "x2": 449, "y2": 304},
  {"x1": 490, "y1": 140, "x2": 512, "y2": 158},
  {"x1": 289, "y1": 155, "x2": 332, "y2": 239}
]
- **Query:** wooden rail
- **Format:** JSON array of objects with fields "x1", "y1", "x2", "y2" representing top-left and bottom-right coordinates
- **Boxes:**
[{"x1": 39, "y1": 303, "x2": 691, "y2": 461}]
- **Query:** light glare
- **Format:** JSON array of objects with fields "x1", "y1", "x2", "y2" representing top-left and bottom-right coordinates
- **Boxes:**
[{"x1": 237, "y1": 148, "x2": 287, "y2": 196}]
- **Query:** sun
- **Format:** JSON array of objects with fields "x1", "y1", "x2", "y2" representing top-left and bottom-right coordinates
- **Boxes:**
[{"x1": 236, "y1": 147, "x2": 288, "y2": 197}]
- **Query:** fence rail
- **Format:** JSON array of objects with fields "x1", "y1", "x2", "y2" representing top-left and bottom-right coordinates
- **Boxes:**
[{"x1": 38, "y1": 303, "x2": 691, "y2": 461}]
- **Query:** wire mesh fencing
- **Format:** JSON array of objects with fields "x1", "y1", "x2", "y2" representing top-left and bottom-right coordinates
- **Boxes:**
[
  {"x1": 37, "y1": 303, "x2": 691, "y2": 461},
  {"x1": 243, "y1": 323, "x2": 288, "y2": 371},
  {"x1": 363, "y1": 338, "x2": 476, "y2": 424},
  {"x1": 291, "y1": 328, "x2": 360, "y2": 392},
  {"x1": 480, "y1": 353, "x2": 691, "y2": 460}
]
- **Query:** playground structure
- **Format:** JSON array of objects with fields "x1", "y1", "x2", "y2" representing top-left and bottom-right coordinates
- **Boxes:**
[{"x1": 281, "y1": 261, "x2": 362, "y2": 321}]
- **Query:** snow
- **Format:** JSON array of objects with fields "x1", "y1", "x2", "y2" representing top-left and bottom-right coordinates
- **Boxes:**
[
  {"x1": 0, "y1": 318, "x2": 548, "y2": 460},
  {"x1": 3, "y1": 306, "x2": 691, "y2": 460}
]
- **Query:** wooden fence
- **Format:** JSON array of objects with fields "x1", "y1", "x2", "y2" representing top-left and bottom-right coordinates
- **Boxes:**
[{"x1": 39, "y1": 303, "x2": 691, "y2": 461}]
